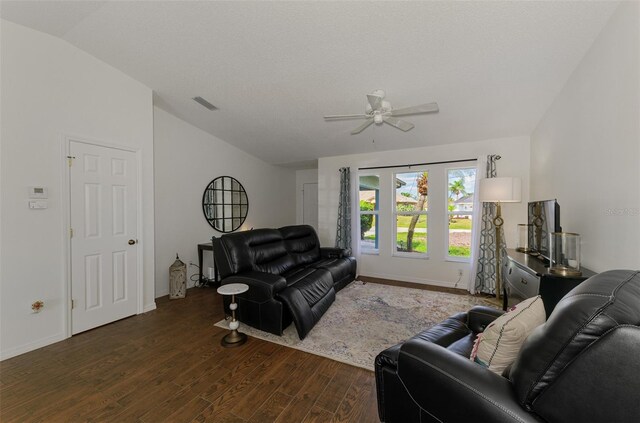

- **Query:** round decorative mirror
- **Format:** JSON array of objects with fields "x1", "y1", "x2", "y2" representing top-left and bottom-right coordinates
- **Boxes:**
[{"x1": 202, "y1": 176, "x2": 249, "y2": 233}]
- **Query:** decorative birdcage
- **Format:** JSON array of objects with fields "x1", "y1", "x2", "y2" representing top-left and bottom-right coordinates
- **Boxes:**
[{"x1": 169, "y1": 254, "x2": 186, "y2": 299}]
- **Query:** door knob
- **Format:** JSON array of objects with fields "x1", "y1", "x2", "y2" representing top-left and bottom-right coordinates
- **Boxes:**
[{"x1": 128, "y1": 239, "x2": 136, "y2": 245}]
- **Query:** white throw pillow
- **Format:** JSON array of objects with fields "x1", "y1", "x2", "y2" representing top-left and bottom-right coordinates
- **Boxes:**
[{"x1": 470, "y1": 295, "x2": 546, "y2": 374}]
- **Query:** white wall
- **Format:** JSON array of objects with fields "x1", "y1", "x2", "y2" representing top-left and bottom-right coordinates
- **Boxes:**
[
  {"x1": 153, "y1": 107, "x2": 297, "y2": 297},
  {"x1": 318, "y1": 136, "x2": 530, "y2": 288},
  {"x1": 0, "y1": 21, "x2": 155, "y2": 359},
  {"x1": 531, "y1": 2, "x2": 640, "y2": 272},
  {"x1": 295, "y1": 169, "x2": 318, "y2": 226}
]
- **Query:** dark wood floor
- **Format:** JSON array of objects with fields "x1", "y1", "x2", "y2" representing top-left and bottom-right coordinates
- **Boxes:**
[{"x1": 0, "y1": 287, "x2": 378, "y2": 422}]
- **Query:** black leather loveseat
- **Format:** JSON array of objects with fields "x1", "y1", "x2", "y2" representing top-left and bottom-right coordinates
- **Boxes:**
[
  {"x1": 375, "y1": 269, "x2": 640, "y2": 423},
  {"x1": 212, "y1": 225, "x2": 356, "y2": 339}
]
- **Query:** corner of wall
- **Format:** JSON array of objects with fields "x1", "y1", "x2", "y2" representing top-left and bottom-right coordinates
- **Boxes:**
[{"x1": 143, "y1": 302, "x2": 157, "y2": 313}]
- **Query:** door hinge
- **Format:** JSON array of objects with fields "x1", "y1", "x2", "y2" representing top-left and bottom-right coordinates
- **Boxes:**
[
  {"x1": 67, "y1": 155, "x2": 76, "y2": 167},
  {"x1": 71, "y1": 299, "x2": 76, "y2": 309},
  {"x1": 70, "y1": 228, "x2": 74, "y2": 238}
]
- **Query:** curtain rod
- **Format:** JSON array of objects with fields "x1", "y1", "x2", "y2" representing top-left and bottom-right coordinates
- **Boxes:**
[{"x1": 358, "y1": 158, "x2": 477, "y2": 171}]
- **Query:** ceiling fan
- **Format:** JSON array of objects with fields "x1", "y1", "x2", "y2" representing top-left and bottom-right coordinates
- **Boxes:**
[{"x1": 324, "y1": 90, "x2": 439, "y2": 135}]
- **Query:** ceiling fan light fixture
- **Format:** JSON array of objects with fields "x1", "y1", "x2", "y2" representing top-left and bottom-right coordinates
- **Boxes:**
[{"x1": 324, "y1": 90, "x2": 439, "y2": 134}]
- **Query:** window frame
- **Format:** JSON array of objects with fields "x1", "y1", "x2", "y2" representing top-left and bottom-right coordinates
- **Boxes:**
[
  {"x1": 445, "y1": 166, "x2": 476, "y2": 262},
  {"x1": 393, "y1": 169, "x2": 429, "y2": 259},
  {"x1": 358, "y1": 173, "x2": 380, "y2": 255}
]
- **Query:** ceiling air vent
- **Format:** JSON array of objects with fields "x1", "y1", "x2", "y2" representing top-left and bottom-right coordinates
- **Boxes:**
[{"x1": 192, "y1": 96, "x2": 218, "y2": 111}]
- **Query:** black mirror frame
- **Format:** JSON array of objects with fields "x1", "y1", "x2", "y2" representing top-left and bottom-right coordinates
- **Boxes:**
[{"x1": 202, "y1": 176, "x2": 249, "y2": 233}]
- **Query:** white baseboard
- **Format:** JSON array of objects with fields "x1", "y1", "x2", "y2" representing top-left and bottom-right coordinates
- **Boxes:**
[
  {"x1": 2, "y1": 302, "x2": 157, "y2": 361},
  {"x1": 0, "y1": 332, "x2": 66, "y2": 361},
  {"x1": 143, "y1": 302, "x2": 157, "y2": 313},
  {"x1": 359, "y1": 271, "x2": 457, "y2": 289}
]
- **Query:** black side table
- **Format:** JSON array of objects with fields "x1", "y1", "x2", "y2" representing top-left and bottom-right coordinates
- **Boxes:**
[{"x1": 197, "y1": 242, "x2": 218, "y2": 286}]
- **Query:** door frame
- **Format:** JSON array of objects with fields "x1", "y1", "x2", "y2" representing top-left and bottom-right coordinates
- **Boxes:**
[
  {"x1": 60, "y1": 135, "x2": 144, "y2": 339},
  {"x1": 302, "y1": 182, "x2": 318, "y2": 228}
]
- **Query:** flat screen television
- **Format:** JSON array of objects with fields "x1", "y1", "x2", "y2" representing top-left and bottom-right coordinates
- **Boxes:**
[{"x1": 527, "y1": 199, "x2": 561, "y2": 261}]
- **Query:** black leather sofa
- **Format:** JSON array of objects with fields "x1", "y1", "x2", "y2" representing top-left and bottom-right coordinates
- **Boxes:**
[
  {"x1": 375, "y1": 269, "x2": 640, "y2": 423},
  {"x1": 212, "y1": 225, "x2": 356, "y2": 339}
]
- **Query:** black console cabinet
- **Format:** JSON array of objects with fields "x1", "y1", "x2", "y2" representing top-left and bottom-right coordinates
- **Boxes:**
[{"x1": 504, "y1": 249, "x2": 596, "y2": 317}]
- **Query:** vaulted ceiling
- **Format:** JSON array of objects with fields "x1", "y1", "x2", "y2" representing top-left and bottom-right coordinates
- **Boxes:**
[{"x1": 1, "y1": 1, "x2": 619, "y2": 167}]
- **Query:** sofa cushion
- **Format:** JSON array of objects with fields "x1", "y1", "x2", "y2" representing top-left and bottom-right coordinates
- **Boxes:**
[
  {"x1": 280, "y1": 225, "x2": 321, "y2": 267},
  {"x1": 410, "y1": 312, "x2": 471, "y2": 347},
  {"x1": 277, "y1": 268, "x2": 335, "y2": 339},
  {"x1": 447, "y1": 333, "x2": 476, "y2": 357},
  {"x1": 281, "y1": 266, "x2": 318, "y2": 287},
  {"x1": 311, "y1": 257, "x2": 356, "y2": 289},
  {"x1": 471, "y1": 295, "x2": 545, "y2": 375},
  {"x1": 252, "y1": 238, "x2": 295, "y2": 275},
  {"x1": 253, "y1": 249, "x2": 295, "y2": 275},
  {"x1": 213, "y1": 228, "x2": 288, "y2": 277}
]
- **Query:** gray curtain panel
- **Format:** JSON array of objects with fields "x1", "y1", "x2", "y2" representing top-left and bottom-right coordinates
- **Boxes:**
[
  {"x1": 335, "y1": 167, "x2": 352, "y2": 252},
  {"x1": 474, "y1": 155, "x2": 507, "y2": 295}
]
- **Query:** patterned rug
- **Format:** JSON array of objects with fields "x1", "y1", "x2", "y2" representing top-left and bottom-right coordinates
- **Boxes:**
[{"x1": 214, "y1": 281, "x2": 497, "y2": 371}]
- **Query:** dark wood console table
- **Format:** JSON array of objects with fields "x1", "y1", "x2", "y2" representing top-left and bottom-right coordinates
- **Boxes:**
[
  {"x1": 504, "y1": 248, "x2": 596, "y2": 317},
  {"x1": 197, "y1": 242, "x2": 218, "y2": 286}
]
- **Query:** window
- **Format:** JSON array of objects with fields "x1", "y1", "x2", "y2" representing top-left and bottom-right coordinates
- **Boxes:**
[
  {"x1": 447, "y1": 167, "x2": 476, "y2": 260},
  {"x1": 394, "y1": 171, "x2": 428, "y2": 255},
  {"x1": 359, "y1": 174, "x2": 379, "y2": 254}
]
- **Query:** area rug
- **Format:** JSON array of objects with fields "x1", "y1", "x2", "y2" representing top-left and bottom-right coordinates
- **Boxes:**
[{"x1": 214, "y1": 281, "x2": 497, "y2": 371}]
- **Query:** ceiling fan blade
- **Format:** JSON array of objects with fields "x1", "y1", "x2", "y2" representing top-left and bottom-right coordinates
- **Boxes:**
[
  {"x1": 366, "y1": 94, "x2": 382, "y2": 110},
  {"x1": 390, "y1": 102, "x2": 439, "y2": 117},
  {"x1": 383, "y1": 116, "x2": 414, "y2": 132},
  {"x1": 351, "y1": 118, "x2": 374, "y2": 135},
  {"x1": 324, "y1": 114, "x2": 369, "y2": 120}
]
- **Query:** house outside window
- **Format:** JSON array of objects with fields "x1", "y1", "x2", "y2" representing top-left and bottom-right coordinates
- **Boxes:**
[
  {"x1": 359, "y1": 174, "x2": 380, "y2": 254},
  {"x1": 394, "y1": 170, "x2": 428, "y2": 256},
  {"x1": 447, "y1": 167, "x2": 476, "y2": 260}
]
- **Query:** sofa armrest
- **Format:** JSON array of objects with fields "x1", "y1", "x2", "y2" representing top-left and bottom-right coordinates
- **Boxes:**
[
  {"x1": 467, "y1": 305, "x2": 504, "y2": 333},
  {"x1": 320, "y1": 247, "x2": 350, "y2": 259},
  {"x1": 397, "y1": 339, "x2": 538, "y2": 423},
  {"x1": 222, "y1": 271, "x2": 287, "y2": 302}
]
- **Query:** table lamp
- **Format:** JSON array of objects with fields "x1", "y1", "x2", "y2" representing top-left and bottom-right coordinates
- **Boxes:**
[{"x1": 479, "y1": 177, "x2": 521, "y2": 300}]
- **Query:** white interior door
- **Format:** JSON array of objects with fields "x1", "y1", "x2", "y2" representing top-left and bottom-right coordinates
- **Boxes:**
[
  {"x1": 70, "y1": 141, "x2": 138, "y2": 334},
  {"x1": 302, "y1": 183, "x2": 319, "y2": 231}
]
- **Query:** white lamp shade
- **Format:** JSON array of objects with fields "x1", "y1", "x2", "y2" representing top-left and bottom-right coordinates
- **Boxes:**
[{"x1": 479, "y1": 177, "x2": 521, "y2": 203}]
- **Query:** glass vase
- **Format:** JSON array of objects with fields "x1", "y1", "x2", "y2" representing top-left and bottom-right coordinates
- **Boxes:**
[{"x1": 549, "y1": 232, "x2": 581, "y2": 277}]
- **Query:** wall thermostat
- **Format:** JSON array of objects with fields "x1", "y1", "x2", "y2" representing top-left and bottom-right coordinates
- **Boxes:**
[{"x1": 28, "y1": 186, "x2": 48, "y2": 199}]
